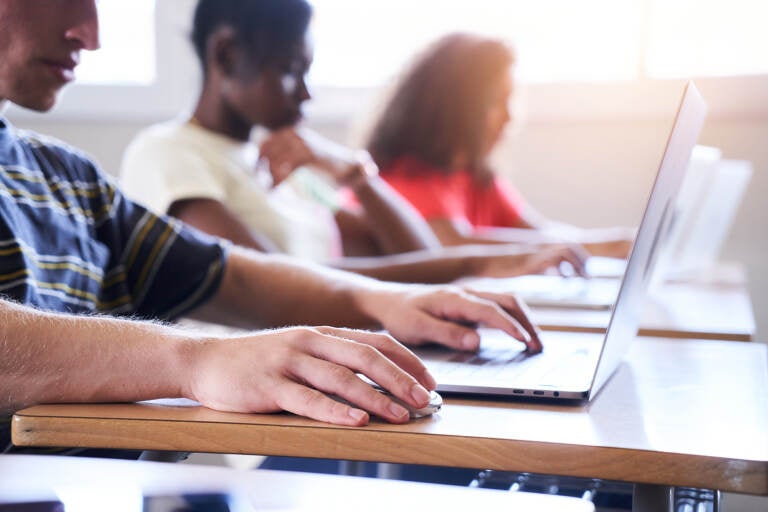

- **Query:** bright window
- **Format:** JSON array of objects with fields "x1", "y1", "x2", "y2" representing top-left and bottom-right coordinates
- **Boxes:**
[
  {"x1": 645, "y1": 0, "x2": 768, "y2": 79},
  {"x1": 17, "y1": 0, "x2": 766, "y2": 121},
  {"x1": 76, "y1": 0, "x2": 156, "y2": 85},
  {"x1": 308, "y1": 0, "x2": 768, "y2": 87},
  {"x1": 69, "y1": 0, "x2": 768, "y2": 87},
  {"x1": 309, "y1": 0, "x2": 645, "y2": 86}
]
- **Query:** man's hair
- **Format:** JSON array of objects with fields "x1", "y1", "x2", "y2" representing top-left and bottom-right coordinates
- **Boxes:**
[
  {"x1": 192, "y1": 0, "x2": 312, "y2": 73},
  {"x1": 366, "y1": 33, "x2": 515, "y2": 176}
]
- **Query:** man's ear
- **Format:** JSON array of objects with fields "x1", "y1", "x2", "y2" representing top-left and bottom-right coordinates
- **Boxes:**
[{"x1": 208, "y1": 25, "x2": 240, "y2": 78}]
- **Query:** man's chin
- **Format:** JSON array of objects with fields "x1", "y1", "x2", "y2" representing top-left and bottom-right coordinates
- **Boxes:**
[
  {"x1": 19, "y1": 99, "x2": 58, "y2": 113},
  {"x1": 11, "y1": 90, "x2": 61, "y2": 113}
]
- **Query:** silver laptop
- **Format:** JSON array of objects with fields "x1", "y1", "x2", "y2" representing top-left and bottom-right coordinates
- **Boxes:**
[
  {"x1": 415, "y1": 82, "x2": 707, "y2": 401},
  {"x1": 662, "y1": 158, "x2": 752, "y2": 280},
  {"x1": 565, "y1": 149, "x2": 749, "y2": 288}
]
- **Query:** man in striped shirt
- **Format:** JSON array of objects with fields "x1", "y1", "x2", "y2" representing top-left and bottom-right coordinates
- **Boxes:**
[{"x1": 0, "y1": 0, "x2": 542, "y2": 451}]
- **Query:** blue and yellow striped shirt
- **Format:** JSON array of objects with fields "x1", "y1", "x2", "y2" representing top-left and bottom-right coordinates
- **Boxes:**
[{"x1": 0, "y1": 118, "x2": 227, "y2": 449}]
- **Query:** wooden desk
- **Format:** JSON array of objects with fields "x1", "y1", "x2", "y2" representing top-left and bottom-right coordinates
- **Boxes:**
[
  {"x1": 13, "y1": 337, "x2": 768, "y2": 509},
  {"x1": 533, "y1": 281, "x2": 755, "y2": 341},
  {"x1": 0, "y1": 455, "x2": 592, "y2": 511}
]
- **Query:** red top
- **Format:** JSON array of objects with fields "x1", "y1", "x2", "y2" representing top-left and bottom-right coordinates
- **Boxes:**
[{"x1": 381, "y1": 156, "x2": 526, "y2": 228}]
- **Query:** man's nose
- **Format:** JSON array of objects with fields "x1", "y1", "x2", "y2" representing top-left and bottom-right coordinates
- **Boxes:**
[{"x1": 64, "y1": 0, "x2": 101, "y2": 51}]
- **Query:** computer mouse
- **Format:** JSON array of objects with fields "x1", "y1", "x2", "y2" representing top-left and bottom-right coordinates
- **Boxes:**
[
  {"x1": 378, "y1": 388, "x2": 443, "y2": 419},
  {"x1": 329, "y1": 386, "x2": 442, "y2": 419}
]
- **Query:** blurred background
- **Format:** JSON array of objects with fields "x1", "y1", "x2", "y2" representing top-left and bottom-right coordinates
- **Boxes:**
[{"x1": 9, "y1": 0, "x2": 767, "y2": 342}]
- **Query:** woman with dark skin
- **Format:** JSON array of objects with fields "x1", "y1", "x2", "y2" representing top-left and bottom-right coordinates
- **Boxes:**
[
  {"x1": 121, "y1": 0, "x2": 589, "y2": 283},
  {"x1": 366, "y1": 33, "x2": 634, "y2": 258}
]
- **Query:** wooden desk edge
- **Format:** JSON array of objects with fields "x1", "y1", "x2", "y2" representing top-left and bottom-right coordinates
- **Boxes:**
[{"x1": 12, "y1": 409, "x2": 767, "y2": 496}]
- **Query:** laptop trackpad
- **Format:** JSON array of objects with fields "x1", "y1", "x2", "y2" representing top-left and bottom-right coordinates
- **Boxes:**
[{"x1": 417, "y1": 329, "x2": 602, "y2": 395}]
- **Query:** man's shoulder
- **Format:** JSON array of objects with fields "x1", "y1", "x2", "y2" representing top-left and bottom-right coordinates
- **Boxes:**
[
  {"x1": 13, "y1": 127, "x2": 92, "y2": 163},
  {"x1": 3, "y1": 126, "x2": 103, "y2": 183}
]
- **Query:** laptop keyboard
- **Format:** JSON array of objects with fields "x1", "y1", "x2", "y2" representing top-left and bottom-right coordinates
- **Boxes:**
[
  {"x1": 428, "y1": 348, "x2": 541, "y2": 381},
  {"x1": 427, "y1": 344, "x2": 596, "y2": 389}
]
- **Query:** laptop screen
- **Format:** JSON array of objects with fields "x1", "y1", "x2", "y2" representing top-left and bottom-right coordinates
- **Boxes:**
[{"x1": 589, "y1": 81, "x2": 708, "y2": 399}]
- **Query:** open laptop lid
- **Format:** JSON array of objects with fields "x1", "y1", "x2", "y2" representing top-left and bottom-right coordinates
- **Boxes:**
[
  {"x1": 647, "y1": 145, "x2": 720, "y2": 289},
  {"x1": 588, "y1": 81, "x2": 707, "y2": 400},
  {"x1": 668, "y1": 158, "x2": 752, "y2": 278}
]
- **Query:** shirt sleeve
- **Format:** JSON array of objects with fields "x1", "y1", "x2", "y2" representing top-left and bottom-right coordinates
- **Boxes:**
[
  {"x1": 96, "y1": 176, "x2": 229, "y2": 321},
  {"x1": 120, "y1": 132, "x2": 227, "y2": 215},
  {"x1": 382, "y1": 173, "x2": 468, "y2": 222}
]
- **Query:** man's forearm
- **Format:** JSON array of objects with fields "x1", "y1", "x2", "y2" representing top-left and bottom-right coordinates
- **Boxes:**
[
  {"x1": 0, "y1": 299, "x2": 193, "y2": 416},
  {"x1": 192, "y1": 247, "x2": 399, "y2": 330}
]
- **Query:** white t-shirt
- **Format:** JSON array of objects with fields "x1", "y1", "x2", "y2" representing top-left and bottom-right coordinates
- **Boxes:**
[{"x1": 120, "y1": 120, "x2": 343, "y2": 262}]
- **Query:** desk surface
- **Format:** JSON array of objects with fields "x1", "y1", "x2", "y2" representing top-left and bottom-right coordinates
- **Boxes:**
[
  {"x1": 533, "y1": 281, "x2": 755, "y2": 341},
  {"x1": 0, "y1": 455, "x2": 592, "y2": 511},
  {"x1": 13, "y1": 337, "x2": 768, "y2": 496}
]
